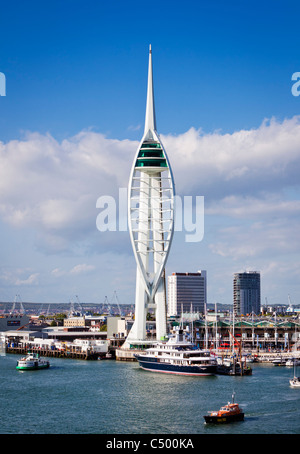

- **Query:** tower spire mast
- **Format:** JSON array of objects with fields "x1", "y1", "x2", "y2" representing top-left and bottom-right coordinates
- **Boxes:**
[{"x1": 144, "y1": 44, "x2": 157, "y2": 134}]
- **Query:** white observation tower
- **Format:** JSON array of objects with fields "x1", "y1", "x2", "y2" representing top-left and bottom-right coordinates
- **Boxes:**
[{"x1": 125, "y1": 45, "x2": 175, "y2": 345}]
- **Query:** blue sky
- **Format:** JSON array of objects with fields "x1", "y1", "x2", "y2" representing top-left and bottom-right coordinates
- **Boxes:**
[
  {"x1": 1, "y1": 0, "x2": 299, "y2": 141},
  {"x1": 0, "y1": 0, "x2": 300, "y2": 308}
]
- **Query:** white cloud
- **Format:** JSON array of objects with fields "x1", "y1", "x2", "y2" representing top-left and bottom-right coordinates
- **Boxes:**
[
  {"x1": 0, "y1": 117, "x2": 299, "y2": 247},
  {"x1": 127, "y1": 124, "x2": 141, "y2": 131},
  {"x1": 206, "y1": 194, "x2": 300, "y2": 219},
  {"x1": 69, "y1": 264, "x2": 95, "y2": 275},
  {"x1": 51, "y1": 264, "x2": 95, "y2": 277},
  {"x1": 208, "y1": 217, "x2": 300, "y2": 261},
  {"x1": 0, "y1": 269, "x2": 40, "y2": 287},
  {"x1": 161, "y1": 116, "x2": 300, "y2": 197},
  {"x1": 51, "y1": 268, "x2": 65, "y2": 278},
  {"x1": 0, "y1": 130, "x2": 137, "y2": 253},
  {"x1": 15, "y1": 273, "x2": 39, "y2": 286},
  {"x1": 0, "y1": 117, "x2": 300, "y2": 304}
]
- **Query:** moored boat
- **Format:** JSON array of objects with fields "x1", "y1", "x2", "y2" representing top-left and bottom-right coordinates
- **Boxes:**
[
  {"x1": 289, "y1": 361, "x2": 300, "y2": 388},
  {"x1": 216, "y1": 356, "x2": 252, "y2": 376},
  {"x1": 289, "y1": 376, "x2": 300, "y2": 388},
  {"x1": 216, "y1": 361, "x2": 252, "y2": 376},
  {"x1": 272, "y1": 357, "x2": 286, "y2": 366},
  {"x1": 204, "y1": 393, "x2": 244, "y2": 424},
  {"x1": 134, "y1": 329, "x2": 217, "y2": 376},
  {"x1": 286, "y1": 358, "x2": 300, "y2": 367},
  {"x1": 16, "y1": 352, "x2": 50, "y2": 371}
]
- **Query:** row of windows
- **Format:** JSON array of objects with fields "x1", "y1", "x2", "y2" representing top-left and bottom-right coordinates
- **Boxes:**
[
  {"x1": 135, "y1": 159, "x2": 167, "y2": 168},
  {"x1": 138, "y1": 150, "x2": 164, "y2": 158},
  {"x1": 141, "y1": 142, "x2": 162, "y2": 149},
  {"x1": 136, "y1": 142, "x2": 168, "y2": 168}
]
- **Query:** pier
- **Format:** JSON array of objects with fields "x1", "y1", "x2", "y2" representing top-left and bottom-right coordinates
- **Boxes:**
[
  {"x1": 5, "y1": 343, "x2": 300, "y2": 367},
  {"x1": 6, "y1": 345, "x2": 113, "y2": 360},
  {"x1": 115, "y1": 347, "x2": 145, "y2": 361}
]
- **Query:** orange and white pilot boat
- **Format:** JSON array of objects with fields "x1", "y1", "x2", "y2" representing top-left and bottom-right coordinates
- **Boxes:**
[{"x1": 204, "y1": 393, "x2": 244, "y2": 424}]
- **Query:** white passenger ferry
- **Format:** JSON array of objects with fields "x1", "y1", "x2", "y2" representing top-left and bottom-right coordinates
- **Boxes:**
[
  {"x1": 134, "y1": 329, "x2": 217, "y2": 376},
  {"x1": 16, "y1": 352, "x2": 50, "y2": 371}
]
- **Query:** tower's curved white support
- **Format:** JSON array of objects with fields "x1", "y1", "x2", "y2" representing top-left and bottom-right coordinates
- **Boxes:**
[{"x1": 126, "y1": 46, "x2": 175, "y2": 343}]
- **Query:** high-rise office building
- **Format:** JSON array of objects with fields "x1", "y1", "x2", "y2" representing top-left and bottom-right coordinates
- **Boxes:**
[
  {"x1": 233, "y1": 271, "x2": 261, "y2": 315},
  {"x1": 168, "y1": 271, "x2": 207, "y2": 316}
]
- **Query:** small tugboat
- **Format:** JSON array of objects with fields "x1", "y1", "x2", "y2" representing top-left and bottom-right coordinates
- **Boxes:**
[
  {"x1": 204, "y1": 393, "x2": 244, "y2": 424},
  {"x1": 16, "y1": 352, "x2": 50, "y2": 371}
]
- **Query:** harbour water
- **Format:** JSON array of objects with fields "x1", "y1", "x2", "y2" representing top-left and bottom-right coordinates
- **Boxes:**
[{"x1": 0, "y1": 354, "x2": 299, "y2": 435}]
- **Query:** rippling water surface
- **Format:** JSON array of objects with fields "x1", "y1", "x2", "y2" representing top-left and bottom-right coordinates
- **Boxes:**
[{"x1": 0, "y1": 354, "x2": 299, "y2": 434}]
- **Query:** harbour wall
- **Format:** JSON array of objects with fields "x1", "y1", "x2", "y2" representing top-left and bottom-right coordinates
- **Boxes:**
[
  {"x1": 6, "y1": 345, "x2": 113, "y2": 360},
  {"x1": 6, "y1": 344, "x2": 300, "y2": 363}
]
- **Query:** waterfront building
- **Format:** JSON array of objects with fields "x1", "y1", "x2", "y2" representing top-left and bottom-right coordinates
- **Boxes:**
[
  {"x1": 192, "y1": 317, "x2": 300, "y2": 351},
  {"x1": 168, "y1": 271, "x2": 207, "y2": 316},
  {"x1": 107, "y1": 316, "x2": 128, "y2": 339},
  {"x1": 125, "y1": 46, "x2": 175, "y2": 344},
  {"x1": 0, "y1": 314, "x2": 30, "y2": 331},
  {"x1": 233, "y1": 271, "x2": 261, "y2": 315},
  {"x1": 63, "y1": 316, "x2": 86, "y2": 328}
]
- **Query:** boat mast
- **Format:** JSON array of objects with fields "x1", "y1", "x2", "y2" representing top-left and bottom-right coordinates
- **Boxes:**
[
  {"x1": 215, "y1": 302, "x2": 218, "y2": 351},
  {"x1": 191, "y1": 303, "x2": 193, "y2": 343},
  {"x1": 204, "y1": 301, "x2": 208, "y2": 349},
  {"x1": 275, "y1": 311, "x2": 277, "y2": 349}
]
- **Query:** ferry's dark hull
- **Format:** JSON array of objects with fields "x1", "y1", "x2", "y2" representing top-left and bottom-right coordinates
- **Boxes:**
[
  {"x1": 135, "y1": 355, "x2": 217, "y2": 376},
  {"x1": 204, "y1": 413, "x2": 244, "y2": 424}
]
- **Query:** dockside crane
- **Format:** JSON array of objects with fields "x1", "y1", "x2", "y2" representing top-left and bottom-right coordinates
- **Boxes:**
[
  {"x1": 10, "y1": 294, "x2": 25, "y2": 315},
  {"x1": 111, "y1": 291, "x2": 123, "y2": 316},
  {"x1": 103, "y1": 296, "x2": 113, "y2": 316},
  {"x1": 75, "y1": 295, "x2": 85, "y2": 316}
]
